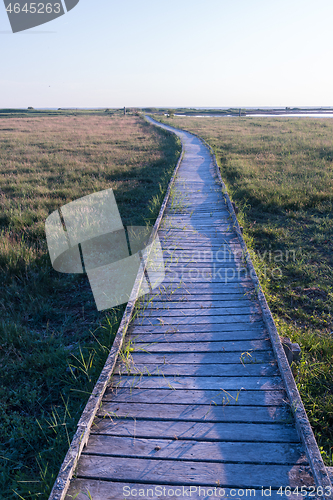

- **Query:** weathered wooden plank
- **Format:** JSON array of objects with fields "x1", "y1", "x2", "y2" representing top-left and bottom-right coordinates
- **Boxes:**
[
  {"x1": 149, "y1": 283, "x2": 255, "y2": 294},
  {"x1": 157, "y1": 247, "x2": 245, "y2": 257},
  {"x1": 160, "y1": 224, "x2": 234, "y2": 230},
  {"x1": 160, "y1": 251, "x2": 244, "y2": 260},
  {"x1": 128, "y1": 322, "x2": 265, "y2": 335},
  {"x1": 161, "y1": 235, "x2": 239, "y2": 241},
  {"x1": 74, "y1": 456, "x2": 314, "y2": 488},
  {"x1": 166, "y1": 205, "x2": 230, "y2": 209},
  {"x1": 159, "y1": 260, "x2": 246, "y2": 268},
  {"x1": 137, "y1": 306, "x2": 260, "y2": 317},
  {"x1": 160, "y1": 227, "x2": 235, "y2": 233},
  {"x1": 167, "y1": 208, "x2": 230, "y2": 214},
  {"x1": 103, "y1": 387, "x2": 287, "y2": 406},
  {"x1": 130, "y1": 340, "x2": 271, "y2": 352},
  {"x1": 128, "y1": 322, "x2": 266, "y2": 335},
  {"x1": 167, "y1": 192, "x2": 224, "y2": 196},
  {"x1": 161, "y1": 266, "x2": 251, "y2": 277},
  {"x1": 141, "y1": 300, "x2": 259, "y2": 311},
  {"x1": 164, "y1": 210, "x2": 231, "y2": 214},
  {"x1": 160, "y1": 222, "x2": 233, "y2": 227},
  {"x1": 126, "y1": 351, "x2": 275, "y2": 364},
  {"x1": 161, "y1": 260, "x2": 247, "y2": 267},
  {"x1": 167, "y1": 186, "x2": 224, "y2": 190},
  {"x1": 161, "y1": 257, "x2": 246, "y2": 272},
  {"x1": 160, "y1": 234, "x2": 235, "y2": 240},
  {"x1": 159, "y1": 226, "x2": 236, "y2": 232},
  {"x1": 167, "y1": 183, "x2": 221, "y2": 187},
  {"x1": 167, "y1": 202, "x2": 226, "y2": 207},
  {"x1": 160, "y1": 244, "x2": 244, "y2": 251},
  {"x1": 167, "y1": 202, "x2": 226, "y2": 206},
  {"x1": 165, "y1": 207, "x2": 229, "y2": 212},
  {"x1": 159, "y1": 239, "x2": 241, "y2": 246},
  {"x1": 163, "y1": 216, "x2": 231, "y2": 221},
  {"x1": 144, "y1": 287, "x2": 253, "y2": 296},
  {"x1": 161, "y1": 243, "x2": 241, "y2": 249},
  {"x1": 161, "y1": 221, "x2": 233, "y2": 229},
  {"x1": 179, "y1": 194, "x2": 224, "y2": 198},
  {"x1": 159, "y1": 260, "x2": 247, "y2": 268},
  {"x1": 168, "y1": 198, "x2": 223, "y2": 204},
  {"x1": 168, "y1": 187, "x2": 224, "y2": 192},
  {"x1": 161, "y1": 262, "x2": 247, "y2": 269},
  {"x1": 168, "y1": 208, "x2": 229, "y2": 213},
  {"x1": 133, "y1": 315, "x2": 262, "y2": 326},
  {"x1": 159, "y1": 231, "x2": 234, "y2": 237},
  {"x1": 159, "y1": 244, "x2": 241, "y2": 250},
  {"x1": 156, "y1": 252, "x2": 244, "y2": 260},
  {"x1": 155, "y1": 280, "x2": 253, "y2": 289},
  {"x1": 115, "y1": 362, "x2": 278, "y2": 377},
  {"x1": 161, "y1": 274, "x2": 252, "y2": 283},
  {"x1": 123, "y1": 351, "x2": 274, "y2": 365},
  {"x1": 167, "y1": 201, "x2": 220, "y2": 207},
  {"x1": 147, "y1": 283, "x2": 250, "y2": 298},
  {"x1": 166, "y1": 205, "x2": 225, "y2": 209},
  {"x1": 97, "y1": 402, "x2": 290, "y2": 423},
  {"x1": 66, "y1": 479, "x2": 309, "y2": 500},
  {"x1": 127, "y1": 331, "x2": 268, "y2": 343},
  {"x1": 111, "y1": 375, "x2": 283, "y2": 391},
  {"x1": 161, "y1": 271, "x2": 250, "y2": 281},
  {"x1": 161, "y1": 215, "x2": 231, "y2": 221},
  {"x1": 83, "y1": 435, "x2": 305, "y2": 464},
  {"x1": 145, "y1": 300, "x2": 255, "y2": 310},
  {"x1": 160, "y1": 262, "x2": 249, "y2": 269},
  {"x1": 92, "y1": 418, "x2": 299, "y2": 443},
  {"x1": 158, "y1": 282, "x2": 254, "y2": 291},
  {"x1": 160, "y1": 233, "x2": 239, "y2": 244},
  {"x1": 167, "y1": 191, "x2": 224, "y2": 197},
  {"x1": 142, "y1": 292, "x2": 257, "y2": 302}
]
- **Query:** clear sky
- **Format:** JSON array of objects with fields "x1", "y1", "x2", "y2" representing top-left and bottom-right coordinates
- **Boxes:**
[{"x1": 1, "y1": 0, "x2": 333, "y2": 108}]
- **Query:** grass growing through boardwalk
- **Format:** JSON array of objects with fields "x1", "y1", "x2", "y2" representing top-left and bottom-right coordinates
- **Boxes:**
[
  {"x1": 0, "y1": 114, "x2": 181, "y2": 499},
  {"x1": 158, "y1": 115, "x2": 333, "y2": 464}
]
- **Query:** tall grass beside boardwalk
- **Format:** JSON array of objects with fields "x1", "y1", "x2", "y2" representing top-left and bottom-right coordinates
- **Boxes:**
[
  {"x1": 158, "y1": 115, "x2": 333, "y2": 464},
  {"x1": 0, "y1": 115, "x2": 181, "y2": 499}
]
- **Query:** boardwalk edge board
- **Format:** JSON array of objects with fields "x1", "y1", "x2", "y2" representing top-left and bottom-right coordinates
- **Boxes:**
[
  {"x1": 48, "y1": 121, "x2": 184, "y2": 500},
  {"x1": 150, "y1": 117, "x2": 332, "y2": 494}
]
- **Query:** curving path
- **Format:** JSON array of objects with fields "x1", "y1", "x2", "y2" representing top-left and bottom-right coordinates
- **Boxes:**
[{"x1": 61, "y1": 117, "x2": 332, "y2": 500}]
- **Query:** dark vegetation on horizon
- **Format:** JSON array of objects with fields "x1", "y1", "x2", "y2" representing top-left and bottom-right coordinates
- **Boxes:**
[{"x1": 1, "y1": 107, "x2": 333, "y2": 119}]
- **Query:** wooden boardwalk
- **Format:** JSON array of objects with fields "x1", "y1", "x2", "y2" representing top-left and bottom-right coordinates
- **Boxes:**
[{"x1": 54, "y1": 118, "x2": 332, "y2": 499}]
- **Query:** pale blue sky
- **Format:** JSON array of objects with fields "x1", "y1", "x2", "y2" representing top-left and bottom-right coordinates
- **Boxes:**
[{"x1": 1, "y1": 0, "x2": 333, "y2": 108}]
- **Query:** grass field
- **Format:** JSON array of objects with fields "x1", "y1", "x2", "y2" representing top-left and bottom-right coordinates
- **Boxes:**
[
  {"x1": 0, "y1": 114, "x2": 181, "y2": 499},
  {"x1": 157, "y1": 115, "x2": 333, "y2": 464}
]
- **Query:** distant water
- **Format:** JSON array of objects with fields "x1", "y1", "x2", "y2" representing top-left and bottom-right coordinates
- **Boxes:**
[
  {"x1": 244, "y1": 113, "x2": 333, "y2": 118},
  {"x1": 174, "y1": 113, "x2": 333, "y2": 118}
]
